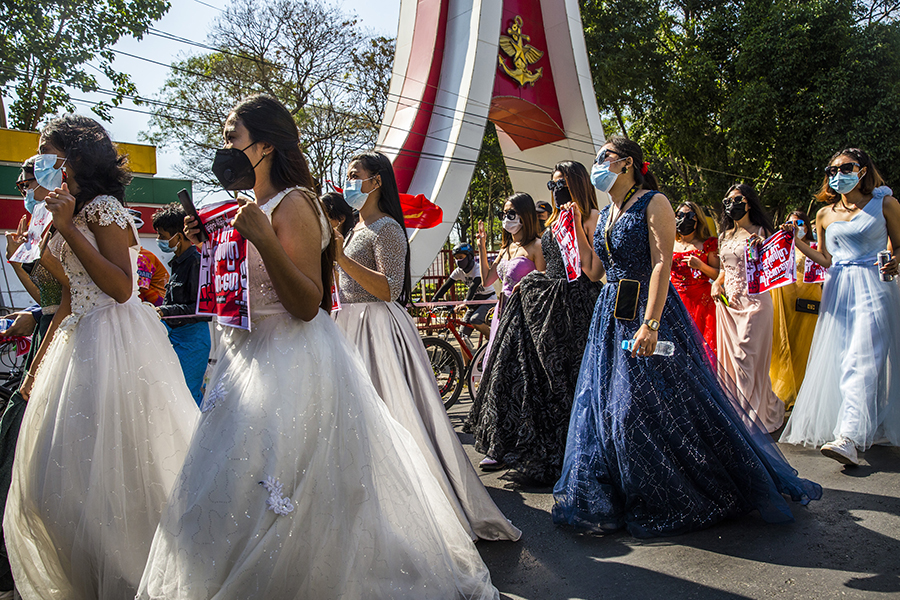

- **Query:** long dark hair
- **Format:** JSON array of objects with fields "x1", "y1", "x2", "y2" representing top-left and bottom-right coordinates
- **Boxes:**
[
  {"x1": 604, "y1": 135, "x2": 660, "y2": 192},
  {"x1": 40, "y1": 115, "x2": 132, "y2": 214},
  {"x1": 815, "y1": 147, "x2": 886, "y2": 204},
  {"x1": 349, "y1": 150, "x2": 412, "y2": 305},
  {"x1": 720, "y1": 183, "x2": 775, "y2": 236},
  {"x1": 545, "y1": 161, "x2": 597, "y2": 230},
  {"x1": 231, "y1": 94, "x2": 335, "y2": 312},
  {"x1": 500, "y1": 192, "x2": 541, "y2": 251},
  {"x1": 320, "y1": 191, "x2": 357, "y2": 237}
]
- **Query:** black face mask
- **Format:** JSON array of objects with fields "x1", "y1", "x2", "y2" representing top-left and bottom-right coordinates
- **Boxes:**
[
  {"x1": 539, "y1": 219, "x2": 547, "y2": 230},
  {"x1": 552, "y1": 186, "x2": 571, "y2": 207},
  {"x1": 212, "y1": 142, "x2": 261, "y2": 191},
  {"x1": 725, "y1": 201, "x2": 748, "y2": 221},
  {"x1": 456, "y1": 256, "x2": 474, "y2": 272},
  {"x1": 675, "y1": 213, "x2": 697, "y2": 235}
]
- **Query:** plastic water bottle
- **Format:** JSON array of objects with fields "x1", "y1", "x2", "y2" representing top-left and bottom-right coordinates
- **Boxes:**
[
  {"x1": 0, "y1": 318, "x2": 13, "y2": 333},
  {"x1": 621, "y1": 339, "x2": 675, "y2": 356}
]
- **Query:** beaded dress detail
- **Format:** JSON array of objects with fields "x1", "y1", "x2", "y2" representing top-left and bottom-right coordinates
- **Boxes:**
[
  {"x1": 4, "y1": 195, "x2": 198, "y2": 600},
  {"x1": 139, "y1": 189, "x2": 499, "y2": 599},
  {"x1": 552, "y1": 191, "x2": 821, "y2": 537}
]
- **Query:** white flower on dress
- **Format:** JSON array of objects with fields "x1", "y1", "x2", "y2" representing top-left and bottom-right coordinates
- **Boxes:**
[
  {"x1": 259, "y1": 476, "x2": 295, "y2": 516},
  {"x1": 200, "y1": 379, "x2": 227, "y2": 413}
]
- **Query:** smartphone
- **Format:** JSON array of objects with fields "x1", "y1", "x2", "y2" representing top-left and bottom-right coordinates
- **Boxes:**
[
  {"x1": 177, "y1": 188, "x2": 208, "y2": 243},
  {"x1": 614, "y1": 279, "x2": 640, "y2": 320}
]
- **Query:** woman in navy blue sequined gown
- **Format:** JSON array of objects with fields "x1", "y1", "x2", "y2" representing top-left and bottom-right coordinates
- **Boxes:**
[{"x1": 552, "y1": 137, "x2": 821, "y2": 538}]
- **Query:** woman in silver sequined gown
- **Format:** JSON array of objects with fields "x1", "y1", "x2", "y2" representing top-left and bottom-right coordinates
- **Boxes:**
[
  {"x1": 138, "y1": 98, "x2": 499, "y2": 600},
  {"x1": 333, "y1": 151, "x2": 521, "y2": 543}
]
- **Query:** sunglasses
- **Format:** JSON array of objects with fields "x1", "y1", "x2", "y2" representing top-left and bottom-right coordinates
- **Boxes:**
[
  {"x1": 823, "y1": 162, "x2": 860, "y2": 177},
  {"x1": 16, "y1": 178, "x2": 35, "y2": 195},
  {"x1": 500, "y1": 210, "x2": 518, "y2": 220},
  {"x1": 593, "y1": 149, "x2": 621, "y2": 165},
  {"x1": 724, "y1": 195, "x2": 748, "y2": 205},
  {"x1": 676, "y1": 211, "x2": 696, "y2": 219},
  {"x1": 788, "y1": 219, "x2": 806, "y2": 226},
  {"x1": 547, "y1": 179, "x2": 567, "y2": 192}
]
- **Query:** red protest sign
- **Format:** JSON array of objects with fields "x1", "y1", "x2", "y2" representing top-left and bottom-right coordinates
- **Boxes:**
[
  {"x1": 803, "y1": 242, "x2": 827, "y2": 283},
  {"x1": 196, "y1": 201, "x2": 251, "y2": 330},
  {"x1": 745, "y1": 230, "x2": 796, "y2": 295},
  {"x1": 551, "y1": 208, "x2": 581, "y2": 282}
]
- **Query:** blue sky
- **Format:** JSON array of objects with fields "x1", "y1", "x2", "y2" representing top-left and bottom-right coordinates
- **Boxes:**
[{"x1": 83, "y1": 0, "x2": 401, "y2": 179}]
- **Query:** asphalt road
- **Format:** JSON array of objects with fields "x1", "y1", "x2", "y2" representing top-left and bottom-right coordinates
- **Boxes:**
[{"x1": 446, "y1": 400, "x2": 900, "y2": 600}]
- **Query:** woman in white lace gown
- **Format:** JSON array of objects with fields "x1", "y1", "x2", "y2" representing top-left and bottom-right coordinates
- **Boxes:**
[
  {"x1": 333, "y1": 151, "x2": 521, "y2": 543},
  {"x1": 137, "y1": 95, "x2": 498, "y2": 599},
  {"x1": 4, "y1": 116, "x2": 199, "y2": 600}
]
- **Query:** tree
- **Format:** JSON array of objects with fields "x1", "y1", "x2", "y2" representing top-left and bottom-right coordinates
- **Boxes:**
[
  {"x1": 0, "y1": 0, "x2": 169, "y2": 130},
  {"x1": 143, "y1": 0, "x2": 390, "y2": 188}
]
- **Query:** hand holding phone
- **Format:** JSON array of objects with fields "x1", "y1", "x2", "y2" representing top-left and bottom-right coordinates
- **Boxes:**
[{"x1": 177, "y1": 188, "x2": 208, "y2": 243}]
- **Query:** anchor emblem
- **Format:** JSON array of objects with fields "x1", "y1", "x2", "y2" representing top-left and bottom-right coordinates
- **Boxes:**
[{"x1": 498, "y1": 15, "x2": 544, "y2": 87}]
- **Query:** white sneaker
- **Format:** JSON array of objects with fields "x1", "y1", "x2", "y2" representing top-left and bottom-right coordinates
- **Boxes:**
[{"x1": 821, "y1": 437, "x2": 859, "y2": 466}]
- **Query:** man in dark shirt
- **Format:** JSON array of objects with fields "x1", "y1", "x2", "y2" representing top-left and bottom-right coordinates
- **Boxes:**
[
  {"x1": 430, "y1": 244, "x2": 495, "y2": 337},
  {"x1": 153, "y1": 203, "x2": 211, "y2": 406}
]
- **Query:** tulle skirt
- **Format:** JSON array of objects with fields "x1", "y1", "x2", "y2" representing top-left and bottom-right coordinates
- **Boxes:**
[
  {"x1": 138, "y1": 310, "x2": 498, "y2": 600},
  {"x1": 4, "y1": 299, "x2": 199, "y2": 600},
  {"x1": 333, "y1": 302, "x2": 521, "y2": 542},
  {"x1": 781, "y1": 263, "x2": 900, "y2": 449}
]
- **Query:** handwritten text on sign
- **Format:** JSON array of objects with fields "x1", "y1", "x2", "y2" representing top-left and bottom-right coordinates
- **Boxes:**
[
  {"x1": 10, "y1": 203, "x2": 53, "y2": 264},
  {"x1": 551, "y1": 208, "x2": 582, "y2": 283},
  {"x1": 745, "y1": 230, "x2": 796, "y2": 295},
  {"x1": 196, "y1": 201, "x2": 251, "y2": 330}
]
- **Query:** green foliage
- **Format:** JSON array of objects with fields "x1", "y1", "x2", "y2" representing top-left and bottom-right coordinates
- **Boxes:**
[
  {"x1": 0, "y1": 0, "x2": 169, "y2": 130},
  {"x1": 581, "y1": 0, "x2": 900, "y2": 221}
]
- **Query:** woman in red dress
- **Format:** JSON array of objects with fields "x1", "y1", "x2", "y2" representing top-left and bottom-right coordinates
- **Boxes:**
[{"x1": 671, "y1": 201, "x2": 720, "y2": 354}]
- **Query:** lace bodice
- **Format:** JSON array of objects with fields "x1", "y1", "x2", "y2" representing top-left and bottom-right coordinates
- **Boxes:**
[
  {"x1": 337, "y1": 216, "x2": 408, "y2": 303},
  {"x1": 594, "y1": 191, "x2": 656, "y2": 284},
  {"x1": 718, "y1": 228, "x2": 762, "y2": 298},
  {"x1": 671, "y1": 237, "x2": 718, "y2": 293},
  {"x1": 247, "y1": 187, "x2": 330, "y2": 319},
  {"x1": 49, "y1": 195, "x2": 139, "y2": 320},
  {"x1": 541, "y1": 229, "x2": 567, "y2": 279}
]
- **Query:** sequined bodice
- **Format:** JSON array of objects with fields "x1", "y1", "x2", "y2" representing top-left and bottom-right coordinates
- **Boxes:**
[
  {"x1": 29, "y1": 262, "x2": 63, "y2": 313},
  {"x1": 49, "y1": 195, "x2": 139, "y2": 319},
  {"x1": 496, "y1": 255, "x2": 536, "y2": 297},
  {"x1": 541, "y1": 229, "x2": 567, "y2": 279},
  {"x1": 594, "y1": 191, "x2": 656, "y2": 284},
  {"x1": 248, "y1": 187, "x2": 330, "y2": 319},
  {"x1": 671, "y1": 237, "x2": 717, "y2": 293},
  {"x1": 826, "y1": 186, "x2": 891, "y2": 263},
  {"x1": 338, "y1": 216, "x2": 408, "y2": 303},
  {"x1": 719, "y1": 228, "x2": 761, "y2": 298}
]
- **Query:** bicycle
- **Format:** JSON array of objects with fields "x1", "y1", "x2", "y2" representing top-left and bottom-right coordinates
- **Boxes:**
[{"x1": 415, "y1": 302, "x2": 494, "y2": 410}]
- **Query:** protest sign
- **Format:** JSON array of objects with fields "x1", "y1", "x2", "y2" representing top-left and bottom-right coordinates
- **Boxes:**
[
  {"x1": 803, "y1": 242, "x2": 827, "y2": 283},
  {"x1": 10, "y1": 203, "x2": 53, "y2": 264},
  {"x1": 196, "y1": 201, "x2": 251, "y2": 330},
  {"x1": 745, "y1": 230, "x2": 796, "y2": 294},
  {"x1": 551, "y1": 208, "x2": 581, "y2": 283}
]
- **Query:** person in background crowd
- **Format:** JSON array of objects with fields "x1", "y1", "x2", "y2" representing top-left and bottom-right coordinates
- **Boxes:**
[
  {"x1": 332, "y1": 150, "x2": 521, "y2": 543},
  {"x1": 0, "y1": 157, "x2": 66, "y2": 600},
  {"x1": 129, "y1": 209, "x2": 169, "y2": 306},
  {"x1": 711, "y1": 184, "x2": 784, "y2": 433},
  {"x1": 463, "y1": 193, "x2": 544, "y2": 471},
  {"x1": 769, "y1": 209, "x2": 822, "y2": 411},
  {"x1": 781, "y1": 147, "x2": 900, "y2": 465},
  {"x1": 430, "y1": 243, "x2": 495, "y2": 339},
  {"x1": 152, "y1": 203, "x2": 211, "y2": 406},
  {"x1": 468, "y1": 161, "x2": 602, "y2": 484},
  {"x1": 671, "y1": 200, "x2": 720, "y2": 355},
  {"x1": 5, "y1": 114, "x2": 197, "y2": 600},
  {"x1": 552, "y1": 136, "x2": 821, "y2": 537},
  {"x1": 319, "y1": 190, "x2": 357, "y2": 237},
  {"x1": 536, "y1": 200, "x2": 553, "y2": 230}
]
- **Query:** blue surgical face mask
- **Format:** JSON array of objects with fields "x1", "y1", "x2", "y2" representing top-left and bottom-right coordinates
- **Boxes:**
[
  {"x1": 24, "y1": 188, "x2": 38, "y2": 214},
  {"x1": 343, "y1": 176, "x2": 377, "y2": 210},
  {"x1": 590, "y1": 159, "x2": 624, "y2": 193},
  {"x1": 34, "y1": 154, "x2": 67, "y2": 191},
  {"x1": 157, "y1": 236, "x2": 176, "y2": 254},
  {"x1": 829, "y1": 172, "x2": 860, "y2": 195}
]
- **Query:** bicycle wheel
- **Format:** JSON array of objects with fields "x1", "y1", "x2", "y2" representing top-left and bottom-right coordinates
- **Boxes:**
[
  {"x1": 466, "y1": 343, "x2": 489, "y2": 402},
  {"x1": 422, "y1": 336, "x2": 464, "y2": 409}
]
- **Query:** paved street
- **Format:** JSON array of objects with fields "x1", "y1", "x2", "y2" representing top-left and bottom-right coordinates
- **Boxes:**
[{"x1": 447, "y1": 400, "x2": 900, "y2": 600}]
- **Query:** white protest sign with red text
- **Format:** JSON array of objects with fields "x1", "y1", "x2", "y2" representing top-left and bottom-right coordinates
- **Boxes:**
[
  {"x1": 551, "y1": 208, "x2": 581, "y2": 283},
  {"x1": 745, "y1": 230, "x2": 796, "y2": 295},
  {"x1": 196, "y1": 201, "x2": 251, "y2": 330},
  {"x1": 10, "y1": 203, "x2": 53, "y2": 264}
]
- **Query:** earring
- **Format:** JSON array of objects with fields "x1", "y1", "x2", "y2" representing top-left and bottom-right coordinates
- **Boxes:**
[{"x1": 622, "y1": 165, "x2": 628, "y2": 173}]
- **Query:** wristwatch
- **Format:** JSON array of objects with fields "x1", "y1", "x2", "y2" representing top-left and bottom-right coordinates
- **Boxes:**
[{"x1": 642, "y1": 318, "x2": 660, "y2": 331}]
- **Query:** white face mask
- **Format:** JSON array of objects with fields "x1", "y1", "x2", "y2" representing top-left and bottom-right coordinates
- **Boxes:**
[
  {"x1": 797, "y1": 226, "x2": 807, "y2": 239},
  {"x1": 502, "y1": 216, "x2": 522, "y2": 234}
]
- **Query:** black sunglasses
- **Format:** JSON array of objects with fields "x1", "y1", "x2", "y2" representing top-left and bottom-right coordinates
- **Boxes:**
[
  {"x1": 676, "y1": 211, "x2": 696, "y2": 219},
  {"x1": 15, "y1": 178, "x2": 35, "y2": 195},
  {"x1": 547, "y1": 179, "x2": 567, "y2": 192},
  {"x1": 724, "y1": 195, "x2": 748, "y2": 205},
  {"x1": 500, "y1": 209, "x2": 518, "y2": 220},
  {"x1": 593, "y1": 149, "x2": 621, "y2": 165},
  {"x1": 824, "y1": 162, "x2": 860, "y2": 177}
]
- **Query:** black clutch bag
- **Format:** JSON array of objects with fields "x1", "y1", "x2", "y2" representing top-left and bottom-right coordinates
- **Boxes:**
[{"x1": 795, "y1": 298, "x2": 820, "y2": 315}]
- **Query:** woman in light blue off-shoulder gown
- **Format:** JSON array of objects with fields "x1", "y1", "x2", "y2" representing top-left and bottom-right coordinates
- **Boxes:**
[{"x1": 781, "y1": 148, "x2": 900, "y2": 466}]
